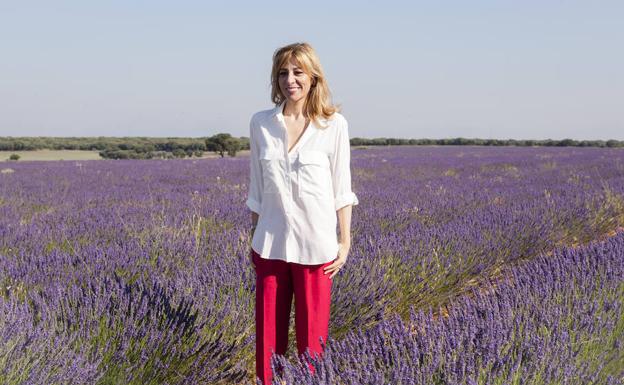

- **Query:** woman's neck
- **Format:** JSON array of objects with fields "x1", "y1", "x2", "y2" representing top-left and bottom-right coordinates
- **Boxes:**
[{"x1": 283, "y1": 98, "x2": 307, "y2": 120}]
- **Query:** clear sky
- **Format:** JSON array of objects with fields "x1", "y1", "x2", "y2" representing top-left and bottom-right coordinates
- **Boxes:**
[{"x1": 1, "y1": 0, "x2": 622, "y2": 140}]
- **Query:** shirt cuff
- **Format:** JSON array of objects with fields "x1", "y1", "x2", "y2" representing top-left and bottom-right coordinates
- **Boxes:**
[
  {"x1": 335, "y1": 192, "x2": 359, "y2": 211},
  {"x1": 246, "y1": 197, "x2": 261, "y2": 214}
]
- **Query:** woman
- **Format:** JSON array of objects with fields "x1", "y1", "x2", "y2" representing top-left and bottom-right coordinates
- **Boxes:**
[{"x1": 246, "y1": 42, "x2": 358, "y2": 385}]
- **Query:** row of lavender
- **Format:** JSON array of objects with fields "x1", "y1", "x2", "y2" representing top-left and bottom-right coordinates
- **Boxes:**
[
  {"x1": 0, "y1": 146, "x2": 623, "y2": 383},
  {"x1": 274, "y1": 229, "x2": 624, "y2": 384}
]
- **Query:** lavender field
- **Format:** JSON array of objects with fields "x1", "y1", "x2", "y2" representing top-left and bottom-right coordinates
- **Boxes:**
[{"x1": 1, "y1": 146, "x2": 623, "y2": 384}]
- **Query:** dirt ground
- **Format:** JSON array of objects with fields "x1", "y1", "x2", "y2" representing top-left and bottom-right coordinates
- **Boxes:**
[
  {"x1": 0, "y1": 150, "x2": 103, "y2": 161},
  {"x1": 0, "y1": 150, "x2": 251, "y2": 162}
]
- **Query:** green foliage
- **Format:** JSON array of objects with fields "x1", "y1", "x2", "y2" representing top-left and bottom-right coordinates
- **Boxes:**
[
  {"x1": 349, "y1": 137, "x2": 624, "y2": 147},
  {"x1": 172, "y1": 148, "x2": 187, "y2": 158},
  {"x1": 205, "y1": 133, "x2": 242, "y2": 157},
  {"x1": 8, "y1": 153, "x2": 20, "y2": 161},
  {"x1": 0, "y1": 137, "x2": 209, "y2": 152},
  {"x1": 1, "y1": 136, "x2": 621, "y2": 156},
  {"x1": 0, "y1": 136, "x2": 250, "y2": 159}
]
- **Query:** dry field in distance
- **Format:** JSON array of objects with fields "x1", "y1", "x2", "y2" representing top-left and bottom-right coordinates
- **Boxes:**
[{"x1": 0, "y1": 150, "x2": 251, "y2": 162}]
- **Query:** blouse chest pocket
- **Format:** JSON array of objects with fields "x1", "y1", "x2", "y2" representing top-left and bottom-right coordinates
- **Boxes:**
[
  {"x1": 260, "y1": 149, "x2": 281, "y2": 194},
  {"x1": 297, "y1": 150, "x2": 332, "y2": 199}
]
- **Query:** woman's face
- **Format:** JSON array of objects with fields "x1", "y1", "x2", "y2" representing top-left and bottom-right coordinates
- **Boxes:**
[{"x1": 278, "y1": 59, "x2": 314, "y2": 105}]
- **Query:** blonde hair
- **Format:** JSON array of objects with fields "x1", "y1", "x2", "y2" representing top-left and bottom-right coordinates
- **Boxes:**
[{"x1": 270, "y1": 42, "x2": 341, "y2": 129}]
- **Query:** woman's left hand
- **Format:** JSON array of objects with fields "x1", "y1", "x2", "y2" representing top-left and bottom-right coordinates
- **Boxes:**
[{"x1": 324, "y1": 242, "x2": 350, "y2": 279}]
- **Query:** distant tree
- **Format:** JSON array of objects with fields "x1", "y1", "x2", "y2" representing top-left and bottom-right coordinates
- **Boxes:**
[
  {"x1": 558, "y1": 138, "x2": 576, "y2": 147},
  {"x1": 448, "y1": 137, "x2": 471, "y2": 145},
  {"x1": 371, "y1": 138, "x2": 388, "y2": 146},
  {"x1": 594, "y1": 140, "x2": 607, "y2": 148},
  {"x1": 188, "y1": 142, "x2": 206, "y2": 151},
  {"x1": 172, "y1": 149, "x2": 187, "y2": 158},
  {"x1": 350, "y1": 137, "x2": 366, "y2": 146},
  {"x1": 205, "y1": 133, "x2": 242, "y2": 157},
  {"x1": 238, "y1": 137, "x2": 250, "y2": 150},
  {"x1": 9, "y1": 153, "x2": 20, "y2": 161},
  {"x1": 159, "y1": 141, "x2": 179, "y2": 152}
]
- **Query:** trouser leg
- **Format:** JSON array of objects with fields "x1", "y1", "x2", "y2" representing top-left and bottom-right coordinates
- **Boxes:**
[
  {"x1": 291, "y1": 259, "x2": 333, "y2": 375},
  {"x1": 254, "y1": 249, "x2": 293, "y2": 385}
]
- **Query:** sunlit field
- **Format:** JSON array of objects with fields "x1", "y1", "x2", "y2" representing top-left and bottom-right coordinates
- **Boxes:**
[
  {"x1": 0, "y1": 150, "x2": 104, "y2": 161},
  {"x1": 0, "y1": 146, "x2": 623, "y2": 384}
]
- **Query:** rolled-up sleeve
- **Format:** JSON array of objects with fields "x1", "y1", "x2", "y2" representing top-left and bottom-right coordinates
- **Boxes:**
[
  {"x1": 330, "y1": 116, "x2": 359, "y2": 211},
  {"x1": 246, "y1": 114, "x2": 262, "y2": 214}
]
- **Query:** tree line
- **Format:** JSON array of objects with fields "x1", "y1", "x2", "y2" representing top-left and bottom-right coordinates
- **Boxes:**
[
  {"x1": 0, "y1": 134, "x2": 250, "y2": 159},
  {"x1": 1, "y1": 135, "x2": 622, "y2": 160},
  {"x1": 350, "y1": 137, "x2": 624, "y2": 147}
]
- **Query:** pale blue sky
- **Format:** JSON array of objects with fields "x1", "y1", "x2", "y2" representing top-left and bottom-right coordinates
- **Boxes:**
[{"x1": 0, "y1": 0, "x2": 622, "y2": 140}]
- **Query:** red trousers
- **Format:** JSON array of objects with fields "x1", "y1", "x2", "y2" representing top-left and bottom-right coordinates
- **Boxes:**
[{"x1": 252, "y1": 248, "x2": 333, "y2": 385}]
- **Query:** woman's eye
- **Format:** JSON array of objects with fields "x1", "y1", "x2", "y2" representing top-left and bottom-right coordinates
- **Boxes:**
[{"x1": 279, "y1": 71, "x2": 304, "y2": 76}]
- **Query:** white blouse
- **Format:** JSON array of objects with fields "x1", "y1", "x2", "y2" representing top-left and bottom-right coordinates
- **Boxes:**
[{"x1": 246, "y1": 100, "x2": 359, "y2": 265}]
